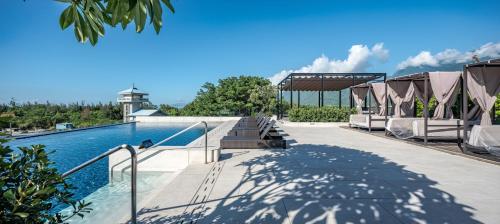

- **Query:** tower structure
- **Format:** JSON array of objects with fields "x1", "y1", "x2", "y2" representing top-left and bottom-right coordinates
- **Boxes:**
[{"x1": 117, "y1": 85, "x2": 149, "y2": 122}]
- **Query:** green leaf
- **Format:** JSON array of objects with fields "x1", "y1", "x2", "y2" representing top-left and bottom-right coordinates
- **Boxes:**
[
  {"x1": 152, "y1": 0, "x2": 162, "y2": 34},
  {"x1": 82, "y1": 14, "x2": 97, "y2": 46},
  {"x1": 3, "y1": 189, "x2": 16, "y2": 202},
  {"x1": 134, "y1": 1, "x2": 147, "y2": 33},
  {"x1": 161, "y1": 0, "x2": 175, "y2": 13},
  {"x1": 111, "y1": 0, "x2": 122, "y2": 26},
  {"x1": 14, "y1": 212, "x2": 29, "y2": 218},
  {"x1": 128, "y1": 0, "x2": 138, "y2": 11},
  {"x1": 59, "y1": 6, "x2": 74, "y2": 30},
  {"x1": 74, "y1": 10, "x2": 85, "y2": 43}
]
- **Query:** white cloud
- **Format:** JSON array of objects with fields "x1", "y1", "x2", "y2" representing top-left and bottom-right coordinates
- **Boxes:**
[
  {"x1": 268, "y1": 43, "x2": 389, "y2": 85},
  {"x1": 397, "y1": 42, "x2": 500, "y2": 70}
]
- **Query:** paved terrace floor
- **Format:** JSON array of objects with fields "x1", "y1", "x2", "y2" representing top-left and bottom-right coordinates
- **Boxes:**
[{"x1": 136, "y1": 123, "x2": 500, "y2": 224}]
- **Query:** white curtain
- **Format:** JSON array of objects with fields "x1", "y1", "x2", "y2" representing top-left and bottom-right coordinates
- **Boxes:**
[
  {"x1": 352, "y1": 87, "x2": 369, "y2": 114},
  {"x1": 412, "y1": 80, "x2": 433, "y2": 105},
  {"x1": 371, "y1": 83, "x2": 387, "y2": 116},
  {"x1": 429, "y1": 72, "x2": 462, "y2": 119},
  {"x1": 387, "y1": 81, "x2": 415, "y2": 117}
]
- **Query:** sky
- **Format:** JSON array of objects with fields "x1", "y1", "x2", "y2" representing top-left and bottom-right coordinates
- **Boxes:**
[{"x1": 1, "y1": 0, "x2": 500, "y2": 105}]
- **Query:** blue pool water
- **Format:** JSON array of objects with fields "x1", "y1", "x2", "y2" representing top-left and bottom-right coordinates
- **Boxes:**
[{"x1": 6, "y1": 122, "x2": 211, "y2": 210}]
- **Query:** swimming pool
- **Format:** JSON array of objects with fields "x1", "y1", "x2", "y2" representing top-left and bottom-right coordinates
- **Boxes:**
[{"x1": 6, "y1": 122, "x2": 212, "y2": 212}]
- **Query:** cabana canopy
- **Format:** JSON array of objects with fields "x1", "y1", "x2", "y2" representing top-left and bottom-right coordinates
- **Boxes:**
[
  {"x1": 279, "y1": 73, "x2": 385, "y2": 91},
  {"x1": 277, "y1": 72, "x2": 386, "y2": 119},
  {"x1": 463, "y1": 58, "x2": 500, "y2": 154}
]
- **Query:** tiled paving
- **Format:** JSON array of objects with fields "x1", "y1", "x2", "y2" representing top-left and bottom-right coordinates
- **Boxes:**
[{"x1": 136, "y1": 123, "x2": 500, "y2": 224}]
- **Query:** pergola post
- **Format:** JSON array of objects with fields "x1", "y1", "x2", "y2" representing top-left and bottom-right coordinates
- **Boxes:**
[
  {"x1": 290, "y1": 76, "x2": 293, "y2": 109},
  {"x1": 424, "y1": 73, "x2": 429, "y2": 145},
  {"x1": 279, "y1": 82, "x2": 283, "y2": 119},
  {"x1": 321, "y1": 74, "x2": 324, "y2": 107},
  {"x1": 318, "y1": 91, "x2": 321, "y2": 107},
  {"x1": 384, "y1": 74, "x2": 388, "y2": 135},
  {"x1": 350, "y1": 75, "x2": 354, "y2": 108},
  {"x1": 462, "y1": 65, "x2": 468, "y2": 150},
  {"x1": 338, "y1": 90, "x2": 342, "y2": 108},
  {"x1": 298, "y1": 91, "x2": 301, "y2": 108},
  {"x1": 368, "y1": 85, "x2": 372, "y2": 132}
]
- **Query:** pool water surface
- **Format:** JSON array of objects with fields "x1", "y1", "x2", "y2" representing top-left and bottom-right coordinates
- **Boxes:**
[{"x1": 6, "y1": 122, "x2": 211, "y2": 211}]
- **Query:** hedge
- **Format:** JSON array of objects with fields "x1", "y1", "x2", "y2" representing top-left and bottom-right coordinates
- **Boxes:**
[{"x1": 288, "y1": 106, "x2": 356, "y2": 122}]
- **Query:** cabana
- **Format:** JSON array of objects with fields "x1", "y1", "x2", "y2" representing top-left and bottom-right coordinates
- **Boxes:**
[
  {"x1": 349, "y1": 82, "x2": 389, "y2": 131},
  {"x1": 385, "y1": 71, "x2": 465, "y2": 143},
  {"x1": 463, "y1": 59, "x2": 500, "y2": 156},
  {"x1": 276, "y1": 73, "x2": 386, "y2": 119}
]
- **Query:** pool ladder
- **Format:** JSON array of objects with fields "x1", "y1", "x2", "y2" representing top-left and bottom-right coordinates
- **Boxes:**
[{"x1": 61, "y1": 121, "x2": 209, "y2": 224}]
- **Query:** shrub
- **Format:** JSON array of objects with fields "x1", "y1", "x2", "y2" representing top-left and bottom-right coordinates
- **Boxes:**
[
  {"x1": 288, "y1": 106, "x2": 356, "y2": 122},
  {"x1": 0, "y1": 137, "x2": 91, "y2": 223}
]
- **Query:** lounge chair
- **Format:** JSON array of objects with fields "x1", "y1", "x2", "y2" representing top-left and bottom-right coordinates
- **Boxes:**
[
  {"x1": 221, "y1": 120, "x2": 286, "y2": 149},
  {"x1": 228, "y1": 117, "x2": 270, "y2": 136}
]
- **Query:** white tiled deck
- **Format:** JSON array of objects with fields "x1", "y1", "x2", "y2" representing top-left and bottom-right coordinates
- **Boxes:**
[{"x1": 135, "y1": 123, "x2": 500, "y2": 224}]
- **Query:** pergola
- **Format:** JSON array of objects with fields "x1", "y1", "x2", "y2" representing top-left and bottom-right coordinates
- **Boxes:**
[{"x1": 277, "y1": 72, "x2": 386, "y2": 119}]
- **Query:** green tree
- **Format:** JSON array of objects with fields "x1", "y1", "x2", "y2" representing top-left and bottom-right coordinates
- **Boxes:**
[
  {"x1": 57, "y1": 0, "x2": 175, "y2": 45},
  {"x1": 159, "y1": 104, "x2": 179, "y2": 116},
  {"x1": 0, "y1": 137, "x2": 92, "y2": 223},
  {"x1": 1, "y1": 102, "x2": 123, "y2": 131},
  {"x1": 182, "y1": 76, "x2": 276, "y2": 116}
]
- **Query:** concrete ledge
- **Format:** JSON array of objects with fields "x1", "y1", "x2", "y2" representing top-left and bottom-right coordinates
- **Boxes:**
[
  {"x1": 108, "y1": 120, "x2": 239, "y2": 173},
  {"x1": 135, "y1": 116, "x2": 241, "y2": 123}
]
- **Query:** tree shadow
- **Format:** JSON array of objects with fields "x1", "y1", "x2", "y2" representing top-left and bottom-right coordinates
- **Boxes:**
[{"x1": 138, "y1": 143, "x2": 481, "y2": 224}]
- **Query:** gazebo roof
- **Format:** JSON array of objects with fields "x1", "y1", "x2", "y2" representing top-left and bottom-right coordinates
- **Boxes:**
[
  {"x1": 118, "y1": 86, "x2": 148, "y2": 95},
  {"x1": 279, "y1": 73, "x2": 385, "y2": 91}
]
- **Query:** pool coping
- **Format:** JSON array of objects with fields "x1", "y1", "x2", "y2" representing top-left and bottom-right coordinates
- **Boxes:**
[{"x1": 11, "y1": 122, "x2": 135, "y2": 140}]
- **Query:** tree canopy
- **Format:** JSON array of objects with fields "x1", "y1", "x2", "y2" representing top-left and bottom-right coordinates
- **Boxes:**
[
  {"x1": 57, "y1": 0, "x2": 175, "y2": 45},
  {"x1": 180, "y1": 76, "x2": 276, "y2": 116},
  {"x1": 0, "y1": 101, "x2": 122, "y2": 130}
]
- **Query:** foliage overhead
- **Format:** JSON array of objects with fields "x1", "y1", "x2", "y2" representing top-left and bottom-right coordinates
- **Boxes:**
[
  {"x1": 57, "y1": 0, "x2": 175, "y2": 45},
  {"x1": 0, "y1": 137, "x2": 92, "y2": 223}
]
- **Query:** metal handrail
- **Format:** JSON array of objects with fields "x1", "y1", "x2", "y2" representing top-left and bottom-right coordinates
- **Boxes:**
[
  {"x1": 110, "y1": 121, "x2": 208, "y2": 181},
  {"x1": 61, "y1": 144, "x2": 138, "y2": 224}
]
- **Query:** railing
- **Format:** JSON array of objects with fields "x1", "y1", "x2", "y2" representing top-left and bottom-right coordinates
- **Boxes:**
[
  {"x1": 61, "y1": 144, "x2": 138, "y2": 224},
  {"x1": 110, "y1": 121, "x2": 208, "y2": 182},
  {"x1": 60, "y1": 121, "x2": 209, "y2": 224},
  {"x1": 116, "y1": 96, "x2": 149, "y2": 102}
]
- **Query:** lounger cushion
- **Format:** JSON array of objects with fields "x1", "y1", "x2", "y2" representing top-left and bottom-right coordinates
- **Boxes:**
[
  {"x1": 412, "y1": 119, "x2": 462, "y2": 139},
  {"x1": 469, "y1": 125, "x2": 500, "y2": 156}
]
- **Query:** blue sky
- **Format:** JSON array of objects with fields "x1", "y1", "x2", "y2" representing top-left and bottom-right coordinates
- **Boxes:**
[{"x1": 1, "y1": 0, "x2": 500, "y2": 105}]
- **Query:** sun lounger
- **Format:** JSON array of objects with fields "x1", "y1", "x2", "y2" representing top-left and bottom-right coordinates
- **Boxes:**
[
  {"x1": 349, "y1": 114, "x2": 387, "y2": 130},
  {"x1": 386, "y1": 117, "x2": 423, "y2": 139},
  {"x1": 411, "y1": 119, "x2": 463, "y2": 140},
  {"x1": 221, "y1": 120, "x2": 286, "y2": 149},
  {"x1": 228, "y1": 117, "x2": 271, "y2": 136}
]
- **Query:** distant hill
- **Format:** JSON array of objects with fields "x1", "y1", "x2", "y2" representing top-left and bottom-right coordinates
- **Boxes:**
[
  {"x1": 392, "y1": 63, "x2": 464, "y2": 77},
  {"x1": 392, "y1": 56, "x2": 496, "y2": 77}
]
